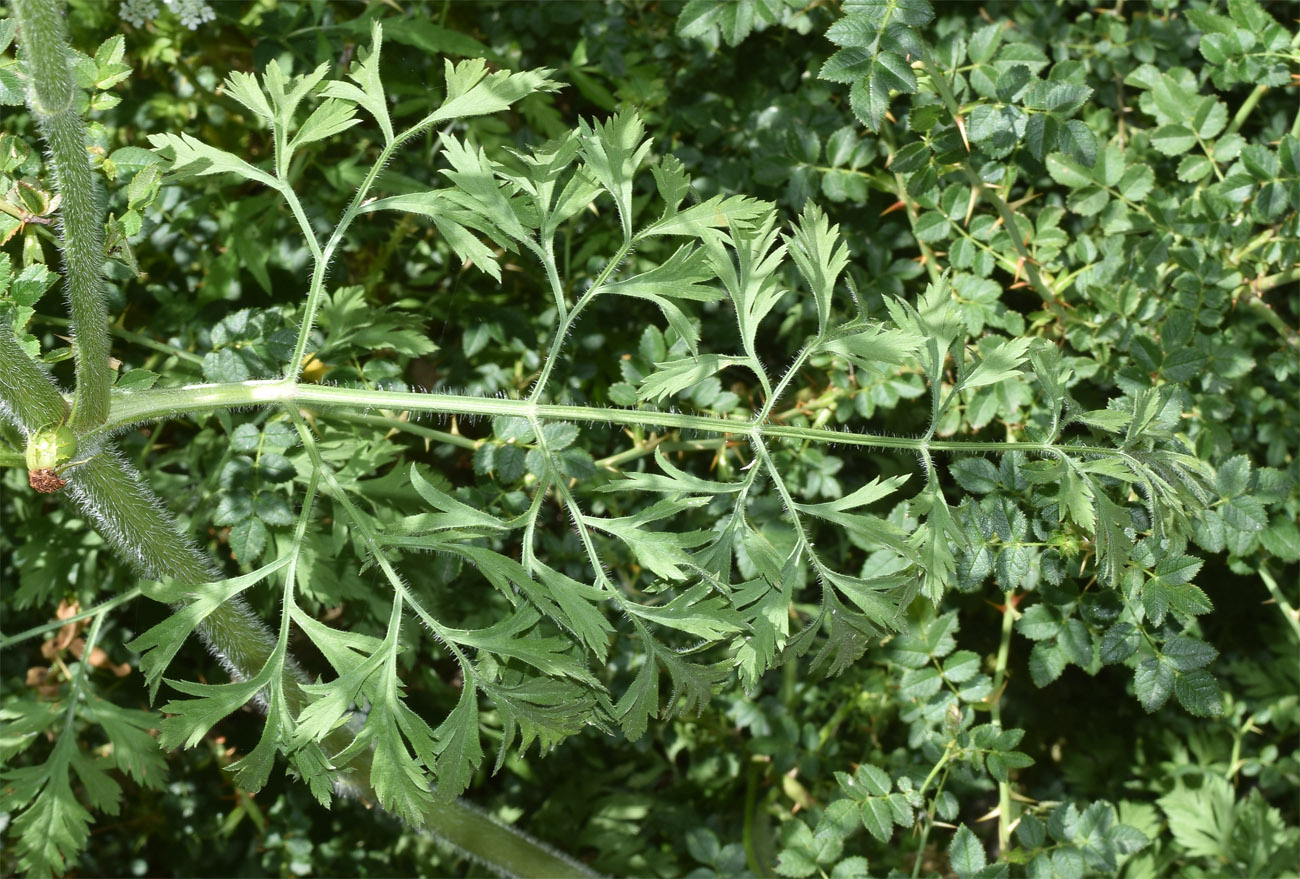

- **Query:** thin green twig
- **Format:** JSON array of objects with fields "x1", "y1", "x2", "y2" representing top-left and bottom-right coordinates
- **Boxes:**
[
  {"x1": 34, "y1": 313, "x2": 206, "y2": 365},
  {"x1": 59, "y1": 605, "x2": 109, "y2": 740},
  {"x1": 1236, "y1": 268, "x2": 1300, "y2": 349},
  {"x1": 324, "y1": 411, "x2": 480, "y2": 451},
  {"x1": 988, "y1": 590, "x2": 1018, "y2": 855},
  {"x1": 1259, "y1": 564, "x2": 1300, "y2": 642},
  {"x1": 919, "y1": 55, "x2": 1061, "y2": 308},
  {"x1": 0, "y1": 587, "x2": 144, "y2": 650}
]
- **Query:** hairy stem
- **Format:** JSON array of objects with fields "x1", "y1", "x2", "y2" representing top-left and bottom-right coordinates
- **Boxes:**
[
  {"x1": 285, "y1": 126, "x2": 407, "y2": 378},
  {"x1": 14, "y1": 0, "x2": 111, "y2": 431},
  {"x1": 528, "y1": 238, "x2": 634, "y2": 402},
  {"x1": 0, "y1": 320, "x2": 68, "y2": 430},
  {"x1": 60, "y1": 450, "x2": 359, "y2": 777},
  {"x1": 0, "y1": 331, "x2": 373, "y2": 793},
  {"x1": 419, "y1": 799, "x2": 602, "y2": 878},
  {"x1": 100, "y1": 378, "x2": 1132, "y2": 460},
  {"x1": 288, "y1": 89, "x2": 503, "y2": 379}
]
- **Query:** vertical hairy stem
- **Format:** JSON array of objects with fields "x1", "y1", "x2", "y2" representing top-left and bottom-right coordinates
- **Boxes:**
[{"x1": 14, "y1": 0, "x2": 111, "y2": 431}]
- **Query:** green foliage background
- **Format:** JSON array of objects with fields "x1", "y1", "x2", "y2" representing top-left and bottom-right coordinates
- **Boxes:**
[{"x1": 1, "y1": 0, "x2": 1297, "y2": 877}]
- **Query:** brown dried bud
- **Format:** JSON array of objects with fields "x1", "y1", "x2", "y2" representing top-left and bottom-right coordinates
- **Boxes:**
[{"x1": 29, "y1": 468, "x2": 67, "y2": 493}]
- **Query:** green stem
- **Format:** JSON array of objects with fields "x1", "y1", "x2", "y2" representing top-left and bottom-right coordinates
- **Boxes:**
[
  {"x1": 540, "y1": 234, "x2": 569, "y2": 320},
  {"x1": 287, "y1": 408, "x2": 466, "y2": 652},
  {"x1": 0, "y1": 587, "x2": 143, "y2": 650},
  {"x1": 1235, "y1": 267, "x2": 1300, "y2": 348},
  {"x1": 912, "y1": 745, "x2": 956, "y2": 879},
  {"x1": 288, "y1": 112, "x2": 473, "y2": 380},
  {"x1": 325, "y1": 411, "x2": 480, "y2": 451},
  {"x1": 1229, "y1": 30, "x2": 1300, "y2": 136},
  {"x1": 64, "y1": 451, "x2": 353, "y2": 761},
  {"x1": 286, "y1": 132, "x2": 413, "y2": 378},
  {"x1": 528, "y1": 238, "x2": 634, "y2": 402},
  {"x1": 100, "y1": 379, "x2": 1131, "y2": 460},
  {"x1": 1227, "y1": 712, "x2": 1255, "y2": 782},
  {"x1": 920, "y1": 55, "x2": 1059, "y2": 307},
  {"x1": 596, "y1": 436, "x2": 727, "y2": 471},
  {"x1": 742, "y1": 759, "x2": 764, "y2": 877},
  {"x1": 34, "y1": 313, "x2": 206, "y2": 365},
  {"x1": 1243, "y1": 299, "x2": 1299, "y2": 348},
  {"x1": 988, "y1": 590, "x2": 1017, "y2": 855},
  {"x1": 948, "y1": 220, "x2": 1031, "y2": 279},
  {"x1": 60, "y1": 604, "x2": 108, "y2": 739},
  {"x1": 957, "y1": 159, "x2": 1056, "y2": 303},
  {"x1": 756, "y1": 339, "x2": 820, "y2": 424},
  {"x1": 916, "y1": 743, "x2": 954, "y2": 799},
  {"x1": 882, "y1": 161, "x2": 942, "y2": 284},
  {"x1": 15, "y1": 0, "x2": 112, "y2": 431},
  {"x1": 1259, "y1": 564, "x2": 1300, "y2": 642},
  {"x1": 54, "y1": 441, "x2": 367, "y2": 799},
  {"x1": 420, "y1": 798, "x2": 600, "y2": 878},
  {"x1": 287, "y1": 63, "x2": 529, "y2": 378},
  {"x1": 35, "y1": 399, "x2": 589, "y2": 875},
  {"x1": 65, "y1": 450, "x2": 218, "y2": 583},
  {"x1": 0, "y1": 319, "x2": 69, "y2": 429}
]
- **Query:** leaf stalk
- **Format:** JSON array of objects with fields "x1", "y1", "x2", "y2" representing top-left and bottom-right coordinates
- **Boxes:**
[{"x1": 99, "y1": 379, "x2": 1133, "y2": 460}]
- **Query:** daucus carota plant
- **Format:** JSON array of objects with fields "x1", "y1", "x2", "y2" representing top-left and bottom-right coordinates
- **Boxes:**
[{"x1": 1, "y1": 0, "x2": 1294, "y2": 876}]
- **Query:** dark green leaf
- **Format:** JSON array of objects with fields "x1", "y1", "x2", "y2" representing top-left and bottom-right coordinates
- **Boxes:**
[
  {"x1": 1174, "y1": 669, "x2": 1223, "y2": 717},
  {"x1": 949, "y1": 825, "x2": 987, "y2": 879}
]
